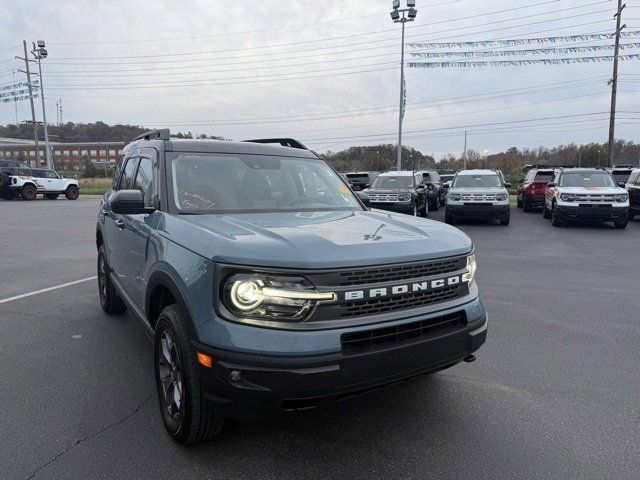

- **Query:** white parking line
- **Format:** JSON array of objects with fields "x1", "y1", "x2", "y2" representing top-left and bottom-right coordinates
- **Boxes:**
[{"x1": 0, "y1": 276, "x2": 97, "y2": 305}]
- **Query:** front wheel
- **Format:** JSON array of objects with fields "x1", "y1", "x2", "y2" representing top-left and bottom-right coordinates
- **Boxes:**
[
  {"x1": 500, "y1": 212, "x2": 510, "y2": 226},
  {"x1": 21, "y1": 185, "x2": 37, "y2": 200},
  {"x1": 543, "y1": 203, "x2": 552, "y2": 219},
  {"x1": 551, "y1": 203, "x2": 563, "y2": 227},
  {"x1": 65, "y1": 185, "x2": 79, "y2": 200},
  {"x1": 445, "y1": 211, "x2": 455, "y2": 225},
  {"x1": 154, "y1": 305, "x2": 225, "y2": 444},
  {"x1": 614, "y1": 217, "x2": 628, "y2": 229},
  {"x1": 517, "y1": 194, "x2": 523, "y2": 208}
]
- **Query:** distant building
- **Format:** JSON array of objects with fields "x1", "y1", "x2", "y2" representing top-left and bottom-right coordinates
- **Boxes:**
[{"x1": 0, "y1": 137, "x2": 125, "y2": 170}]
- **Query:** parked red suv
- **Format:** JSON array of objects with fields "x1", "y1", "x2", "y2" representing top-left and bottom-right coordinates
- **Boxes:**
[{"x1": 517, "y1": 168, "x2": 555, "y2": 211}]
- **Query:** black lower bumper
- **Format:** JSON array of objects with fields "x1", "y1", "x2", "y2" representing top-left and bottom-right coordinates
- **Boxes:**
[
  {"x1": 370, "y1": 202, "x2": 414, "y2": 214},
  {"x1": 523, "y1": 194, "x2": 544, "y2": 207},
  {"x1": 447, "y1": 204, "x2": 509, "y2": 218},
  {"x1": 193, "y1": 316, "x2": 487, "y2": 420},
  {"x1": 556, "y1": 205, "x2": 628, "y2": 222}
]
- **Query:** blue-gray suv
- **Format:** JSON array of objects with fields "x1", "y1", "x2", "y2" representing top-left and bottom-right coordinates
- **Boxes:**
[{"x1": 96, "y1": 130, "x2": 487, "y2": 444}]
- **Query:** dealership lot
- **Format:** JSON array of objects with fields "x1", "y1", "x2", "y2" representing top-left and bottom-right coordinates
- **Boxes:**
[{"x1": 1, "y1": 199, "x2": 639, "y2": 480}]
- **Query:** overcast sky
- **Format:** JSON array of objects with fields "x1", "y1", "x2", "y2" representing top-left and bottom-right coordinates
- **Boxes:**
[{"x1": 1, "y1": 0, "x2": 639, "y2": 158}]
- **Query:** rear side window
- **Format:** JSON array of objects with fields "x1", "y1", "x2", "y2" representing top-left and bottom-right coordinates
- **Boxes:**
[
  {"x1": 119, "y1": 157, "x2": 139, "y2": 190},
  {"x1": 31, "y1": 169, "x2": 44, "y2": 177},
  {"x1": 133, "y1": 157, "x2": 154, "y2": 207}
]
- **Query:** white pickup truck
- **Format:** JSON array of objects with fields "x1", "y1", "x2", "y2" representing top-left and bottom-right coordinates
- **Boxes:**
[{"x1": 30, "y1": 168, "x2": 80, "y2": 200}]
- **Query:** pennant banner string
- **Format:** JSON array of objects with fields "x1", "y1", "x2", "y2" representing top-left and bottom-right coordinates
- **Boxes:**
[
  {"x1": 407, "y1": 31, "x2": 640, "y2": 49},
  {"x1": 409, "y1": 43, "x2": 640, "y2": 58},
  {"x1": 407, "y1": 54, "x2": 640, "y2": 69}
]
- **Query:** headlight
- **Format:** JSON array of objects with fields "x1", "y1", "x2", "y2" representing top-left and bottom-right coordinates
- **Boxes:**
[
  {"x1": 223, "y1": 273, "x2": 336, "y2": 322},
  {"x1": 615, "y1": 193, "x2": 628, "y2": 203},
  {"x1": 462, "y1": 254, "x2": 477, "y2": 284},
  {"x1": 495, "y1": 193, "x2": 508, "y2": 201},
  {"x1": 560, "y1": 194, "x2": 576, "y2": 202},
  {"x1": 449, "y1": 193, "x2": 462, "y2": 201},
  {"x1": 398, "y1": 193, "x2": 411, "y2": 201}
]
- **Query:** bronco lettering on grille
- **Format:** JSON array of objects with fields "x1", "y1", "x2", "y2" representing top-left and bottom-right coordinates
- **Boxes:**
[{"x1": 343, "y1": 274, "x2": 464, "y2": 301}]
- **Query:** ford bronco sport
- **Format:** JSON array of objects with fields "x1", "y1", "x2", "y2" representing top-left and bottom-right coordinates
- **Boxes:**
[
  {"x1": 366, "y1": 171, "x2": 428, "y2": 216},
  {"x1": 96, "y1": 130, "x2": 487, "y2": 444},
  {"x1": 445, "y1": 169, "x2": 510, "y2": 225}
]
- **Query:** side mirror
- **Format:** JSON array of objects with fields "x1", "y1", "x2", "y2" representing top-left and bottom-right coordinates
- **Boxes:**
[
  {"x1": 110, "y1": 189, "x2": 152, "y2": 215},
  {"x1": 355, "y1": 191, "x2": 370, "y2": 209},
  {"x1": 546, "y1": 182, "x2": 556, "y2": 188},
  {"x1": 504, "y1": 182, "x2": 512, "y2": 188}
]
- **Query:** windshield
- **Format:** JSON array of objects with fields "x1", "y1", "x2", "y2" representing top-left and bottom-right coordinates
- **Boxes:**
[
  {"x1": 167, "y1": 153, "x2": 361, "y2": 213},
  {"x1": 453, "y1": 174, "x2": 501, "y2": 188},
  {"x1": 612, "y1": 171, "x2": 631, "y2": 183},
  {"x1": 534, "y1": 172, "x2": 554, "y2": 181},
  {"x1": 559, "y1": 172, "x2": 615, "y2": 188},
  {"x1": 371, "y1": 176, "x2": 413, "y2": 189}
]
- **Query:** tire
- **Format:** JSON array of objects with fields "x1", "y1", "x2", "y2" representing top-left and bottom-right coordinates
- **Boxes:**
[
  {"x1": 500, "y1": 212, "x2": 510, "y2": 226},
  {"x1": 445, "y1": 211, "x2": 455, "y2": 225},
  {"x1": 45, "y1": 193, "x2": 60, "y2": 200},
  {"x1": 430, "y1": 198, "x2": 439, "y2": 211},
  {"x1": 614, "y1": 217, "x2": 628, "y2": 229},
  {"x1": 543, "y1": 203, "x2": 552, "y2": 219},
  {"x1": 439, "y1": 195, "x2": 446, "y2": 207},
  {"x1": 523, "y1": 197, "x2": 532, "y2": 212},
  {"x1": 0, "y1": 172, "x2": 8, "y2": 188},
  {"x1": 517, "y1": 194, "x2": 523, "y2": 208},
  {"x1": 154, "y1": 305, "x2": 225, "y2": 445},
  {"x1": 551, "y1": 203, "x2": 563, "y2": 227},
  {"x1": 21, "y1": 185, "x2": 37, "y2": 201},
  {"x1": 65, "y1": 185, "x2": 79, "y2": 200},
  {"x1": 97, "y1": 245, "x2": 126, "y2": 314}
]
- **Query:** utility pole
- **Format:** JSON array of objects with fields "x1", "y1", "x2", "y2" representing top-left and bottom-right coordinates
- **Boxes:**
[
  {"x1": 608, "y1": 0, "x2": 625, "y2": 168},
  {"x1": 391, "y1": 1, "x2": 417, "y2": 172},
  {"x1": 18, "y1": 40, "x2": 40, "y2": 165},
  {"x1": 463, "y1": 130, "x2": 467, "y2": 169},
  {"x1": 12, "y1": 69, "x2": 18, "y2": 125},
  {"x1": 32, "y1": 41, "x2": 52, "y2": 170}
]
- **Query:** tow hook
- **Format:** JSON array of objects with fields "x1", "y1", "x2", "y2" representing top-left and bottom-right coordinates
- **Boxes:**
[{"x1": 463, "y1": 354, "x2": 476, "y2": 363}]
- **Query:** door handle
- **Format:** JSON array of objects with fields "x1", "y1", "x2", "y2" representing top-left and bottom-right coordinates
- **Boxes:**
[{"x1": 114, "y1": 219, "x2": 125, "y2": 229}]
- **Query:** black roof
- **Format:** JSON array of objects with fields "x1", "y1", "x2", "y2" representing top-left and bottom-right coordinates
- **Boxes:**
[{"x1": 124, "y1": 138, "x2": 318, "y2": 159}]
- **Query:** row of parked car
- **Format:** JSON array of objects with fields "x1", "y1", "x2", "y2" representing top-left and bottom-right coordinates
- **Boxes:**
[
  {"x1": 516, "y1": 165, "x2": 639, "y2": 228},
  {"x1": 352, "y1": 165, "x2": 638, "y2": 229},
  {"x1": 0, "y1": 159, "x2": 80, "y2": 200}
]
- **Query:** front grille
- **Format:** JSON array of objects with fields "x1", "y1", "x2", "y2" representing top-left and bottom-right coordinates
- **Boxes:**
[
  {"x1": 341, "y1": 311, "x2": 466, "y2": 354},
  {"x1": 574, "y1": 194, "x2": 616, "y2": 202},
  {"x1": 339, "y1": 285, "x2": 467, "y2": 318},
  {"x1": 461, "y1": 194, "x2": 497, "y2": 201},
  {"x1": 336, "y1": 257, "x2": 465, "y2": 286},
  {"x1": 369, "y1": 194, "x2": 402, "y2": 202}
]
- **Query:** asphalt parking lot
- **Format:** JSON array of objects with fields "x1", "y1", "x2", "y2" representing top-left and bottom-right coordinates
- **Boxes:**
[{"x1": 1, "y1": 198, "x2": 639, "y2": 480}]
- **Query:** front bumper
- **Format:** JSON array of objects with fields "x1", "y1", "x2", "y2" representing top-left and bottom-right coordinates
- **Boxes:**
[
  {"x1": 370, "y1": 201, "x2": 414, "y2": 214},
  {"x1": 523, "y1": 193, "x2": 545, "y2": 207},
  {"x1": 447, "y1": 204, "x2": 509, "y2": 218},
  {"x1": 555, "y1": 204, "x2": 628, "y2": 222},
  {"x1": 194, "y1": 305, "x2": 487, "y2": 420}
]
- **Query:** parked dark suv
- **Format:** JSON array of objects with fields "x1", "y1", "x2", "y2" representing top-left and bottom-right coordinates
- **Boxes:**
[
  {"x1": 345, "y1": 171, "x2": 379, "y2": 191},
  {"x1": 96, "y1": 130, "x2": 487, "y2": 444},
  {"x1": 517, "y1": 168, "x2": 555, "y2": 211},
  {"x1": 626, "y1": 168, "x2": 640, "y2": 220},
  {"x1": 418, "y1": 170, "x2": 446, "y2": 211},
  {"x1": 366, "y1": 171, "x2": 429, "y2": 216}
]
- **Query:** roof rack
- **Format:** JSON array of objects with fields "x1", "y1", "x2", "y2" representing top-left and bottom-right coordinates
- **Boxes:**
[
  {"x1": 244, "y1": 138, "x2": 308, "y2": 150},
  {"x1": 132, "y1": 129, "x2": 171, "y2": 142}
]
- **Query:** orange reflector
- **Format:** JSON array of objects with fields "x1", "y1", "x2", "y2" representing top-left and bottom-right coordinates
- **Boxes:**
[{"x1": 197, "y1": 352, "x2": 213, "y2": 368}]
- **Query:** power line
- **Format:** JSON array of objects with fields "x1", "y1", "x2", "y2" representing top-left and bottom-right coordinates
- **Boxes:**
[{"x1": 45, "y1": 3, "x2": 610, "y2": 66}]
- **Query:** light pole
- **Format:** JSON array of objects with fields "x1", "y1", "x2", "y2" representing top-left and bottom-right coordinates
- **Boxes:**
[
  {"x1": 484, "y1": 150, "x2": 490, "y2": 169},
  {"x1": 390, "y1": 0, "x2": 417, "y2": 172},
  {"x1": 31, "y1": 40, "x2": 52, "y2": 170}
]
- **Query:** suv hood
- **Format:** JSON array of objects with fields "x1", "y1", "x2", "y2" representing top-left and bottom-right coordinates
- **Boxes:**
[
  {"x1": 557, "y1": 186, "x2": 626, "y2": 194},
  {"x1": 158, "y1": 210, "x2": 472, "y2": 269},
  {"x1": 450, "y1": 186, "x2": 507, "y2": 194}
]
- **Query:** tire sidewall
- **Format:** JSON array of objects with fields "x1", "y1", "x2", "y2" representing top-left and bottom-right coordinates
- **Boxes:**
[
  {"x1": 22, "y1": 185, "x2": 37, "y2": 200},
  {"x1": 66, "y1": 186, "x2": 79, "y2": 200}
]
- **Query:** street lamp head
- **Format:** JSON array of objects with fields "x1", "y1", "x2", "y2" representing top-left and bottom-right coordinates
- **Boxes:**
[
  {"x1": 39, "y1": 48, "x2": 48, "y2": 58},
  {"x1": 407, "y1": 8, "x2": 417, "y2": 19},
  {"x1": 390, "y1": 10, "x2": 400, "y2": 20},
  {"x1": 37, "y1": 40, "x2": 45, "y2": 48},
  {"x1": 392, "y1": 0, "x2": 400, "y2": 9},
  {"x1": 407, "y1": 0, "x2": 416, "y2": 7}
]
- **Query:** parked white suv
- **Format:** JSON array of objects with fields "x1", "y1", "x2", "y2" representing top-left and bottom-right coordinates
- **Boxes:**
[
  {"x1": 30, "y1": 168, "x2": 80, "y2": 200},
  {"x1": 445, "y1": 169, "x2": 511, "y2": 225},
  {"x1": 543, "y1": 168, "x2": 629, "y2": 228},
  {"x1": 0, "y1": 160, "x2": 44, "y2": 200}
]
